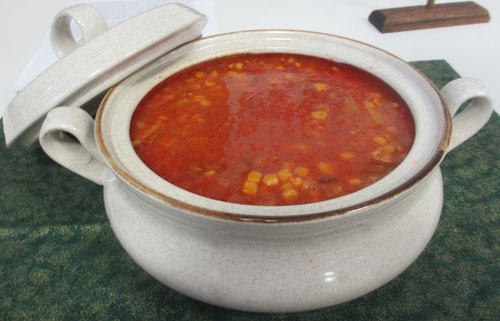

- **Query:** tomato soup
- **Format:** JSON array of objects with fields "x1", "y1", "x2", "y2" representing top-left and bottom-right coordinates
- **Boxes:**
[{"x1": 130, "y1": 53, "x2": 415, "y2": 205}]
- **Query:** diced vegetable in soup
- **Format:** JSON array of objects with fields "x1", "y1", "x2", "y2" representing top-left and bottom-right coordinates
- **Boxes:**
[{"x1": 130, "y1": 53, "x2": 415, "y2": 205}]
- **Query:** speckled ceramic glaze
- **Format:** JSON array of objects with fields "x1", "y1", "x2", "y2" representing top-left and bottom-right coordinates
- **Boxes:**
[
  {"x1": 3, "y1": 3, "x2": 207, "y2": 147},
  {"x1": 38, "y1": 29, "x2": 492, "y2": 312}
]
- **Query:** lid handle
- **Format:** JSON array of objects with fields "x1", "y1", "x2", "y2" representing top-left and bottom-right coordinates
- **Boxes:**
[{"x1": 50, "y1": 4, "x2": 108, "y2": 58}]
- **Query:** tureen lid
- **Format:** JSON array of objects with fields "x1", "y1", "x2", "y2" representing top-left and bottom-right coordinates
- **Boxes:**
[{"x1": 2, "y1": 3, "x2": 207, "y2": 147}]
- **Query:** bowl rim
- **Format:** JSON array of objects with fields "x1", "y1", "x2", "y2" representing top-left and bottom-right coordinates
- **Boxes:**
[{"x1": 95, "y1": 29, "x2": 452, "y2": 224}]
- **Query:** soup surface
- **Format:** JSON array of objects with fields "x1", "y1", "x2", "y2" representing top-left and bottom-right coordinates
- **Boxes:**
[{"x1": 130, "y1": 53, "x2": 414, "y2": 205}]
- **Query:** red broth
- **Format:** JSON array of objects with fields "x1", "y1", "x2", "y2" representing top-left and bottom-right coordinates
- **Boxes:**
[{"x1": 130, "y1": 53, "x2": 415, "y2": 205}]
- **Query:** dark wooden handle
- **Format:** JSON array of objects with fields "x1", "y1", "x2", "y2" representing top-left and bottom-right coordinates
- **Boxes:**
[{"x1": 369, "y1": 1, "x2": 490, "y2": 33}]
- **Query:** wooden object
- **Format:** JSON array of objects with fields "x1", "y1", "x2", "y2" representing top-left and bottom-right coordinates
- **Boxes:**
[{"x1": 369, "y1": 1, "x2": 490, "y2": 33}]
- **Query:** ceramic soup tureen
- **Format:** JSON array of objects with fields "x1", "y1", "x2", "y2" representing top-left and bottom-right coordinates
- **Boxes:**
[{"x1": 2, "y1": 4, "x2": 492, "y2": 313}]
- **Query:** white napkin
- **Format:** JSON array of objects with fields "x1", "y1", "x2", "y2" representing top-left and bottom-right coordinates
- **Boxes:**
[{"x1": 12, "y1": 0, "x2": 218, "y2": 93}]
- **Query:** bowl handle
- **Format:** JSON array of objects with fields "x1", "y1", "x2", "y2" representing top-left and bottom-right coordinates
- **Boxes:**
[
  {"x1": 440, "y1": 78, "x2": 493, "y2": 152},
  {"x1": 50, "y1": 4, "x2": 108, "y2": 58},
  {"x1": 39, "y1": 107, "x2": 112, "y2": 185}
]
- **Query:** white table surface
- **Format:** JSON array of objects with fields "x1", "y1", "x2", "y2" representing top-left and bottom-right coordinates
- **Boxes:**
[{"x1": 1, "y1": 0, "x2": 499, "y2": 121}]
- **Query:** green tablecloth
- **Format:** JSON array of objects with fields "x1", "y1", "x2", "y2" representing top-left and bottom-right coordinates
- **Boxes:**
[{"x1": 1, "y1": 60, "x2": 499, "y2": 320}]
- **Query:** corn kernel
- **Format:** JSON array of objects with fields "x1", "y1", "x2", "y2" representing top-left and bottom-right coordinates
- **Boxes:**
[
  {"x1": 132, "y1": 139, "x2": 142, "y2": 146},
  {"x1": 243, "y1": 181, "x2": 258, "y2": 195},
  {"x1": 373, "y1": 97, "x2": 383, "y2": 107},
  {"x1": 295, "y1": 62, "x2": 301, "y2": 67},
  {"x1": 340, "y1": 152, "x2": 355, "y2": 160},
  {"x1": 234, "y1": 62, "x2": 243, "y2": 69},
  {"x1": 205, "y1": 170, "x2": 216, "y2": 177},
  {"x1": 281, "y1": 189, "x2": 298, "y2": 201},
  {"x1": 391, "y1": 102, "x2": 400, "y2": 108},
  {"x1": 193, "y1": 95, "x2": 205, "y2": 102},
  {"x1": 280, "y1": 182, "x2": 294, "y2": 190},
  {"x1": 247, "y1": 171, "x2": 262, "y2": 182},
  {"x1": 383, "y1": 145, "x2": 396, "y2": 153},
  {"x1": 195, "y1": 71, "x2": 204, "y2": 78},
  {"x1": 287, "y1": 58, "x2": 295, "y2": 63},
  {"x1": 209, "y1": 70, "x2": 219, "y2": 79},
  {"x1": 364, "y1": 101, "x2": 375, "y2": 108},
  {"x1": 200, "y1": 99, "x2": 211, "y2": 107},
  {"x1": 294, "y1": 167, "x2": 309, "y2": 178},
  {"x1": 332, "y1": 66, "x2": 339, "y2": 71},
  {"x1": 318, "y1": 162, "x2": 335, "y2": 174},
  {"x1": 290, "y1": 176, "x2": 303, "y2": 187},
  {"x1": 314, "y1": 83, "x2": 327, "y2": 92},
  {"x1": 278, "y1": 168, "x2": 292, "y2": 181},
  {"x1": 311, "y1": 111, "x2": 327, "y2": 120},
  {"x1": 263, "y1": 174, "x2": 279, "y2": 186},
  {"x1": 205, "y1": 79, "x2": 216, "y2": 87},
  {"x1": 372, "y1": 149, "x2": 392, "y2": 163},
  {"x1": 384, "y1": 132, "x2": 396, "y2": 142},
  {"x1": 386, "y1": 126, "x2": 398, "y2": 135},
  {"x1": 372, "y1": 136, "x2": 387, "y2": 145},
  {"x1": 348, "y1": 178, "x2": 362, "y2": 186}
]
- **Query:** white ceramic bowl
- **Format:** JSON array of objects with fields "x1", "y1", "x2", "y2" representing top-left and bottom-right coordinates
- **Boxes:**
[{"x1": 38, "y1": 30, "x2": 492, "y2": 312}]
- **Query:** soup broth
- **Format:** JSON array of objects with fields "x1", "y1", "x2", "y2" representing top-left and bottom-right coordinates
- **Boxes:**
[{"x1": 130, "y1": 53, "x2": 415, "y2": 205}]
